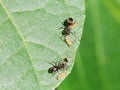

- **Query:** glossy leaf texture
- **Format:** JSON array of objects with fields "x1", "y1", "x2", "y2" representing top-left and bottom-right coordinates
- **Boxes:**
[
  {"x1": 0, "y1": 0, "x2": 85, "y2": 90},
  {"x1": 58, "y1": 0, "x2": 120, "y2": 90}
]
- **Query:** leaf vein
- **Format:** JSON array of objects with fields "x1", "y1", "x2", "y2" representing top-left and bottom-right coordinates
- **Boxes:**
[
  {"x1": 0, "y1": 1, "x2": 41, "y2": 89},
  {"x1": 25, "y1": 40, "x2": 62, "y2": 58},
  {"x1": 0, "y1": 45, "x2": 23, "y2": 67}
]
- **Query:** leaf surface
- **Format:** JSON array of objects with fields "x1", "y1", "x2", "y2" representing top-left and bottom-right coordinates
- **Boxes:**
[{"x1": 0, "y1": 0, "x2": 85, "y2": 90}]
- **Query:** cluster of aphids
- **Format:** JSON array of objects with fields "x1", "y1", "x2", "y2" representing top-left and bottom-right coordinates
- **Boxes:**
[
  {"x1": 60, "y1": 17, "x2": 77, "y2": 46},
  {"x1": 48, "y1": 56, "x2": 71, "y2": 80},
  {"x1": 48, "y1": 18, "x2": 77, "y2": 80}
]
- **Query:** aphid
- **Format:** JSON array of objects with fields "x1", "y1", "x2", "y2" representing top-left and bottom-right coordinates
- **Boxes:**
[
  {"x1": 57, "y1": 71, "x2": 67, "y2": 80},
  {"x1": 69, "y1": 22, "x2": 78, "y2": 29},
  {"x1": 48, "y1": 56, "x2": 71, "y2": 76},
  {"x1": 64, "y1": 36, "x2": 72, "y2": 46}
]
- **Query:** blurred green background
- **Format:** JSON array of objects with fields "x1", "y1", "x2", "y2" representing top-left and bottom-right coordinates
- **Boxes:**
[{"x1": 58, "y1": 0, "x2": 120, "y2": 90}]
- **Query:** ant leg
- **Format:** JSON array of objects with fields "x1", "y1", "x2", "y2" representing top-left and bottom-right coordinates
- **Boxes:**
[
  {"x1": 70, "y1": 31, "x2": 78, "y2": 43},
  {"x1": 59, "y1": 35, "x2": 64, "y2": 42},
  {"x1": 47, "y1": 62, "x2": 57, "y2": 66},
  {"x1": 51, "y1": 72, "x2": 56, "y2": 76},
  {"x1": 58, "y1": 26, "x2": 64, "y2": 30},
  {"x1": 55, "y1": 62, "x2": 58, "y2": 66},
  {"x1": 58, "y1": 59, "x2": 65, "y2": 64},
  {"x1": 47, "y1": 62, "x2": 54, "y2": 66},
  {"x1": 66, "y1": 65, "x2": 69, "y2": 70},
  {"x1": 70, "y1": 31, "x2": 76, "y2": 39},
  {"x1": 60, "y1": 68, "x2": 65, "y2": 72},
  {"x1": 51, "y1": 70, "x2": 58, "y2": 76},
  {"x1": 62, "y1": 22, "x2": 64, "y2": 25}
]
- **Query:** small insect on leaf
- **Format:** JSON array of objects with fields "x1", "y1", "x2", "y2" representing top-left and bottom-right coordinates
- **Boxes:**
[
  {"x1": 64, "y1": 36, "x2": 72, "y2": 46},
  {"x1": 48, "y1": 57, "x2": 68, "y2": 76},
  {"x1": 64, "y1": 56, "x2": 71, "y2": 62},
  {"x1": 57, "y1": 71, "x2": 67, "y2": 80},
  {"x1": 69, "y1": 22, "x2": 78, "y2": 29}
]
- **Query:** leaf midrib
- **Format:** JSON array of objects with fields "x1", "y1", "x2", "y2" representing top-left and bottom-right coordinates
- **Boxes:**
[{"x1": 0, "y1": 1, "x2": 41, "y2": 89}]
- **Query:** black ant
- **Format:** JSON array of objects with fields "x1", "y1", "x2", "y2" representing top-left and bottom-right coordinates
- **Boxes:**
[
  {"x1": 59, "y1": 17, "x2": 77, "y2": 46},
  {"x1": 62, "y1": 17, "x2": 74, "y2": 37},
  {"x1": 48, "y1": 56, "x2": 71, "y2": 76}
]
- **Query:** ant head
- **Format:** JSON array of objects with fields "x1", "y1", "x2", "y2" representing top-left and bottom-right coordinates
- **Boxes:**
[
  {"x1": 68, "y1": 17, "x2": 73, "y2": 21},
  {"x1": 64, "y1": 56, "x2": 71, "y2": 62},
  {"x1": 67, "y1": 18, "x2": 73, "y2": 25},
  {"x1": 63, "y1": 17, "x2": 73, "y2": 27}
]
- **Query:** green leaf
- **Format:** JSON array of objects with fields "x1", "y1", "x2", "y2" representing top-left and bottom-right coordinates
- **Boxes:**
[
  {"x1": 0, "y1": 0, "x2": 85, "y2": 90},
  {"x1": 58, "y1": 0, "x2": 120, "y2": 90}
]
